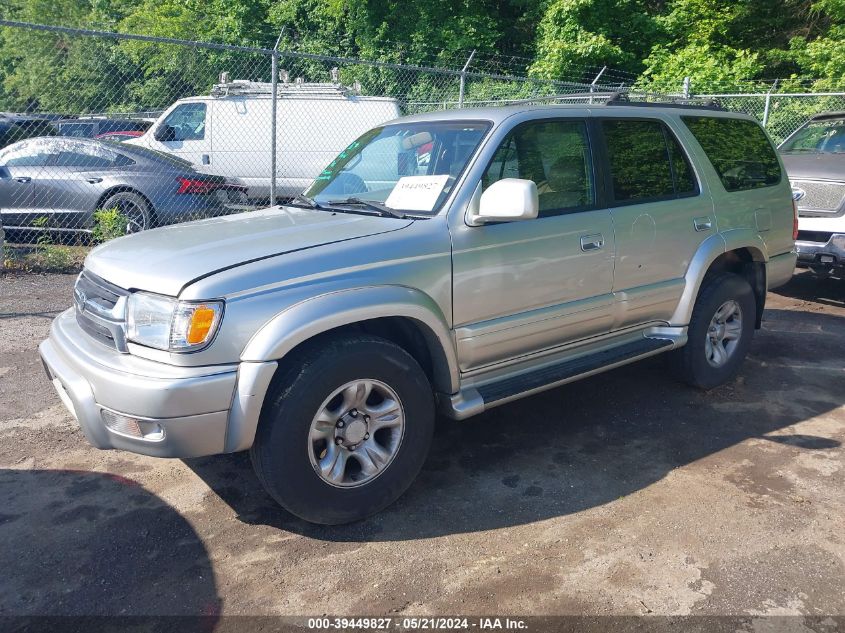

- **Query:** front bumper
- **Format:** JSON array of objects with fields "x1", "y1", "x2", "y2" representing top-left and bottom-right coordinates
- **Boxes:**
[
  {"x1": 796, "y1": 234, "x2": 845, "y2": 271},
  {"x1": 40, "y1": 308, "x2": 275, "y2": 458}
]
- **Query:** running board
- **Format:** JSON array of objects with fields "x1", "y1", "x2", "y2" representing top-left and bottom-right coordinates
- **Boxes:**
[{"x1": 440, "y1": 336, "x2": 675, "y2": 420}]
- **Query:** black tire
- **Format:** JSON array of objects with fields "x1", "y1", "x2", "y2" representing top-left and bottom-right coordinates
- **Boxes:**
[
  {"x1": 671, "y1": 272, "x2": 756, "y2": 390},
  {"x1": 99, "y1": 191, "x2": 152, "y2": 234},
  {"x1": 250, "y1": 333, "x2": 435, "y2": 525}
]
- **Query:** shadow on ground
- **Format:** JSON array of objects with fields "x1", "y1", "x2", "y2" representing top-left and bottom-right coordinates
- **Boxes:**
[
  {"x1": 186, "y1": 305, "x2": 845, "y2": 542},
  {"x1": 0, "y1": 469, "x2": 221, "y2": 622},
  {"x1": 773, "y1": 270, "x2": 844, "y2": 308}
]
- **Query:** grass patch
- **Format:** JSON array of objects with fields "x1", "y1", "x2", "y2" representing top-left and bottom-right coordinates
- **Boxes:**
[{"x1": 2, "y1": 243, "x2": 89, "y2": 274}]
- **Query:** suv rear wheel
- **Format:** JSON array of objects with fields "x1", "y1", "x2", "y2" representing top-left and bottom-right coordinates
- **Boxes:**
[
  {"x1": 672, "y1": 272, "x2": 756, "y2": 390},
  {"x1": 250, "y1": 333, "x2": 435, "y2": 525}
]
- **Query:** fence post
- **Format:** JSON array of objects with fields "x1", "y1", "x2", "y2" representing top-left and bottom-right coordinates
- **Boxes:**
[
  {"x1": 682, "y1": 76, "x2": 691, "y2": 100},
  {"x1": 458, "y1": 50, "x2": 476, "y2": 107},
  {"x1": 762, "y1": 79, "x2": 779, "y2": 128},
  {"x1": 589, "y1": 66, "x2": 607, "y2": 104},
  {"x1": 270, "y1": 29, "x2": 285, "y2": 206}
]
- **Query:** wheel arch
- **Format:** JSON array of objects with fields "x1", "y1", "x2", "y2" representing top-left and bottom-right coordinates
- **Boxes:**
[
  {"x1": 241, "y1": 286, "x2": 459, "y2": 396},
  {"x1": 671, "y1": 232, "x2": 769, "y2": 328},
  {"x1": 94, "y1": 186, "x2": 157, "y2": 227}
]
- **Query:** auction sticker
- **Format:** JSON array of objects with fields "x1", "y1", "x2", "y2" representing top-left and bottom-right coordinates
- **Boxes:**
[{"x1": 385, "y1": 175, "x2": 450, "y2": 212}]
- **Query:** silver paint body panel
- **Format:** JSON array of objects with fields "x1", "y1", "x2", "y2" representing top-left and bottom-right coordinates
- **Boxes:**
[{"x1": 41, "y1": 104, "x2": 797, "y2": 457}]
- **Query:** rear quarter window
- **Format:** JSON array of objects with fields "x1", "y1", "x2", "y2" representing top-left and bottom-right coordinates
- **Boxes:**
[{"x1": 682, "y1": 116, "x2": 781, "y2": 192}]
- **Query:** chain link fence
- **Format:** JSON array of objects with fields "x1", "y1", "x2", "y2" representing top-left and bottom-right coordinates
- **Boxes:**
[{"x1": 1, "y1": 19, "x2": 843, "y2": 246}]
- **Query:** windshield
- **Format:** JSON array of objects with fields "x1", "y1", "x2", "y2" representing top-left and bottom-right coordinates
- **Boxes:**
[
  {"x1": 780, "y1": 118, "x2": 845, "y2": 153},
  {"x1": 304, "y1": 121, "x2": 491, "y2": 215}
]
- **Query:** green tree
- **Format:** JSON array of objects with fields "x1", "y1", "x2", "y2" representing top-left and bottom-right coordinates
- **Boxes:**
[{"x1": 529, "y1": 0, "x2": 661, "y2": 81}]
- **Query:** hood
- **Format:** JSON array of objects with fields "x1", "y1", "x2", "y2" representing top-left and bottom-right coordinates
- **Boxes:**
[
  {"x1": 780, "y1": 152, "x2": 845, "y2": 181},
  {"x1": 85, "y1": 206, "x2": 413, "y2": 296}
]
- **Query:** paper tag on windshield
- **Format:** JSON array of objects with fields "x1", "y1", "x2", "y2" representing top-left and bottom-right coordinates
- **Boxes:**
[{"x1": 385, "y1": 175, "x2": 450, "y2": 212}]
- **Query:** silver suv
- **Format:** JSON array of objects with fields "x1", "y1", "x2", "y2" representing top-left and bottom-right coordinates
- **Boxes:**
[{"x1": 40, "y1": 103, "x2": 797, "y2": 524}]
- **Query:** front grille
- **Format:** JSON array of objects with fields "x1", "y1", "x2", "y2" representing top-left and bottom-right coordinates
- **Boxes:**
[
  {"x1": 796, "y1": 230, "x2": 833, "y2": 244},
  {"x1": 74, "y1": 270, "x2": 129, "y2": 352},
  {"x1": 791, "y1": 179, "x2": 845, "y2": 215}
]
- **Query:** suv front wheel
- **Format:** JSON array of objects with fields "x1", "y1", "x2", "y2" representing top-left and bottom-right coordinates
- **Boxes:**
[
  {"x1": 672, "y1": 272, "x2": 756, "y2": 390},
  {"x1": 250, "y1": 333, "x2": 435, "y2": 525}
]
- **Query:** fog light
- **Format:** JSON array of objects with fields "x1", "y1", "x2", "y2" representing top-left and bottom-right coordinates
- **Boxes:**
[{"x1": 101, "y1": 409, "x2": 165, "y2": 441}]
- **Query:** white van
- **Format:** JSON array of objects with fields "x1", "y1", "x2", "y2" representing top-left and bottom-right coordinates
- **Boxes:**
[{"x1": 127, "y1": 80, "x2": 402, "y2": 199}]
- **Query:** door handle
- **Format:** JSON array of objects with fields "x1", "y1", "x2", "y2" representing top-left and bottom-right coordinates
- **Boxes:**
[
  {"x1": 694, "y1": 216, "x2": 712, "y2": 232},
  {"x1": 85, "y1": 177, "x2": 103, "y2": 184},
  {"x1": 14, "y1": 176, "x2": 31, "y2": 183},
  {"x1": 202, "y1": 154, "x2": 210, "y2": 165},
  {"x1": 580, "y1": 234, "x2": 604, "y2": 252}
]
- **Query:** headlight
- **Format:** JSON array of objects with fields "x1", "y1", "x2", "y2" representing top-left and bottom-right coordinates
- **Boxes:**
[{"x1": 127, "y1": 292, "x2": 223, "y2": 352}]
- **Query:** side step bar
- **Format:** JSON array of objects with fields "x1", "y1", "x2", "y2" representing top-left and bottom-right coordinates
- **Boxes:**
[{"x1": 440, "y1": 336, "x2": 675, "y2": 420}]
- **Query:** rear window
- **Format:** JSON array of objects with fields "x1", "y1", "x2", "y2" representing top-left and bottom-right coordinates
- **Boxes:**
[
  {"x1": 682, "y1": 116, "x2": 781, "y2": 192},
  {"x1": 108, "y1": 142, "x2": 192, "y2": 168},
  {"x1": 602, "y1": 119, "x2": 698, "y2": 203},
  {"x1": 59, "y1": 122, "x2": 95, "y2": 138}
]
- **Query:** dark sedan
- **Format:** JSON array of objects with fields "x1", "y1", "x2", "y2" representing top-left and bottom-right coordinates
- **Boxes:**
[
  {"x1": 0, "y1": 115, "x2": 56, "y2": 149},
  {"x1": 56, "y1": 118, "x2": 152, "y2": 139},
  {"x1": 0, "y1": 137, "x2": 248, "y2": 235}
]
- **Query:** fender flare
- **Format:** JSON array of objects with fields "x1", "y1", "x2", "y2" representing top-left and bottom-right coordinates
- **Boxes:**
[
  {"x1": 240, "y1": 285, "x2": 460, "y2": 395},
  {"x1": 669, "y1": 230, "x2": 768, "y2": 326}
]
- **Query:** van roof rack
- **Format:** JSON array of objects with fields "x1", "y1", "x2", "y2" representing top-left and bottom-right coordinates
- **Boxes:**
[
  {"x1": 210, "y1": 79, "x2": 361, "y2": 98},
  {"x1": 605, "y1": 92, "x2": 725, "y2": 111}
]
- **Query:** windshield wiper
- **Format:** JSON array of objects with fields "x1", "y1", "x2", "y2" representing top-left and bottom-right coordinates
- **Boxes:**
[
  {"x1": 335, "y1": 197, "x2": 406, "y2": 219},
  {"x1": 290, "y1": 193, "x2": 327, "y2": 210}
]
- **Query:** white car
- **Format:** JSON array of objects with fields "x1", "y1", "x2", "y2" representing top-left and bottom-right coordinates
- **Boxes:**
[
  {"x1": 127, "y1": 79, "x2": 402, "y2": 200},
  {"x1": 780, "y1": 111, "x2": 845, "y2": 278}
]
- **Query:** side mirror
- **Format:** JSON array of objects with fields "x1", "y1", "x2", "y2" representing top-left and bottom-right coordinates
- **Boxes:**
[
  {"x1": 476, "y1": 178, "x2": 539, "y2": 223},
  {"x1": 154, "y1": 124, "x2": 176, "y2": 142}
]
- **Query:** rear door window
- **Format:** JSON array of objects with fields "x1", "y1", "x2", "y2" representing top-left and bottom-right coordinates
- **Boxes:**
[
  {"x1": 682, "y1": 116, "x2": 781, "y2": 191},
  {"x1": 52, "y1": 143, "x2": 129, "y2": 169},
  {"x1": 601, "y1": 119, "x2": 698, "y2": 203}
]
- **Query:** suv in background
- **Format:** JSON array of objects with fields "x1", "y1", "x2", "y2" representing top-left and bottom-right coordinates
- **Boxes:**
[
  {"x1": 780, "y1": 112, "x2": 845, "y2": 277},
  {"x1": 0, "y1": 114, "x2": 56, "y2": 149},
  {"x1": 56, "y1": 118, "x2": 152, "y2": 139},
  {"x1": 40, "y1": 103, "x2": 796, "y2": 524}
]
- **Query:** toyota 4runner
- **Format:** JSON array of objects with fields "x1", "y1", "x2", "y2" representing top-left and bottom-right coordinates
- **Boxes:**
[{"x1": 40, "y1": 103, "x2": 797, "y2": 524}]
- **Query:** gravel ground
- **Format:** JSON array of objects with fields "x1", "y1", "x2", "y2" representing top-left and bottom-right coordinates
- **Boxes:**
[{"x1": 1, "y1": 271, "x2": 844, "y2": 623}]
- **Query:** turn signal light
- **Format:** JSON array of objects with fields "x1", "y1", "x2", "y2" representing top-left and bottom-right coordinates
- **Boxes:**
[
  {"x1": 187, "y1": 306, "x2": 217, "y2": 344},
  {"x1": 792, "y1": 199, "x2": 799, "y2": 241}
]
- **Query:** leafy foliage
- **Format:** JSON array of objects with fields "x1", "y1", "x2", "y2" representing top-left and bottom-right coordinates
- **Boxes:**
[
  {"x1": 0, "y1": 0, "x2": 844, "y2": 114},
  {"x1": 92, "y1": 207, "x2": 128, "y2": 243}
]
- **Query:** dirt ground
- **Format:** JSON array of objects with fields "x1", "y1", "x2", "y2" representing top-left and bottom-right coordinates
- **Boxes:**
[{"x1": 1, "y1": 271, "x2": 844, "y2": 623}]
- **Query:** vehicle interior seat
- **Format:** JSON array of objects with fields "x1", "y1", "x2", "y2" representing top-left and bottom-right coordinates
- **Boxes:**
[{"x1": 538, "y1": 154, "x2": 589, "y2": 211}]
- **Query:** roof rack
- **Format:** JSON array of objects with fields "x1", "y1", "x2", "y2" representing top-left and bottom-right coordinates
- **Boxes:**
[
  {"x1": 605, "y1": 92, "x2": 724, "y2": 111},
  {"x1": 210, "y1": 77, "x2": 362, "y2": 98}
]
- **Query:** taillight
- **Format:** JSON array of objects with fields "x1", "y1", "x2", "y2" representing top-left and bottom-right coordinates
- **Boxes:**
[
  {"x1": 176, "y1": 177, "x2": 223, "y2": 195},
  {"x1": 792, "y1": 199, "x2": 799, "y2": 241}
]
